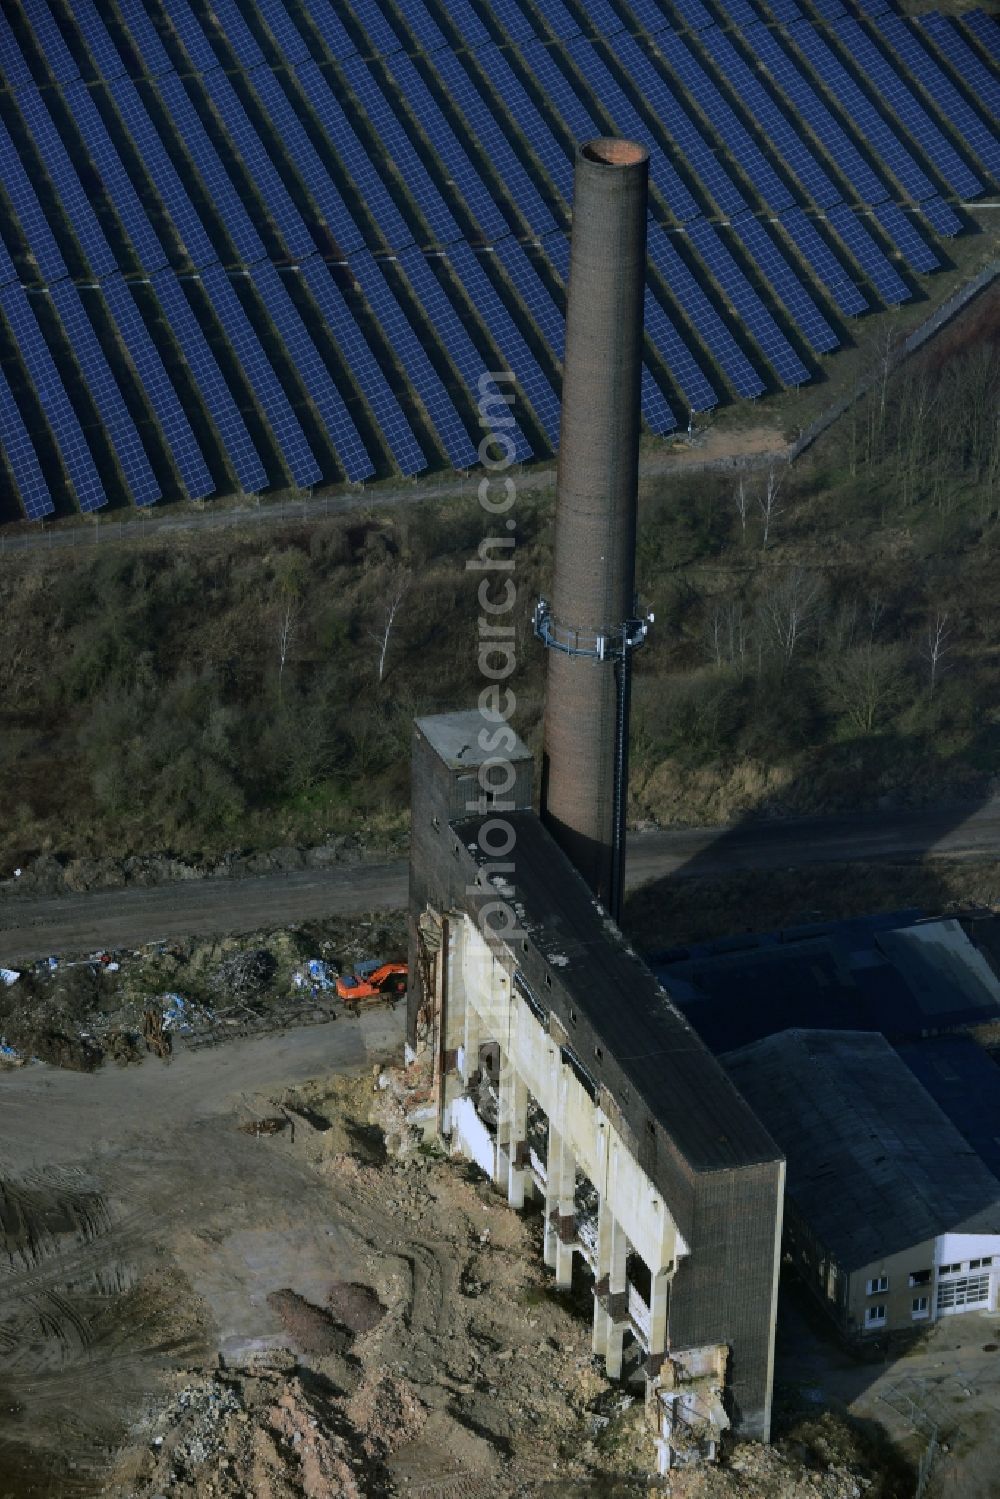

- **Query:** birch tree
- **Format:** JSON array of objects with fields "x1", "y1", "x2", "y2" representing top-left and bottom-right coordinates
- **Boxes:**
[
  {"x1": 923, "y1": 611, "x2": 952, "y2": 693},
  {"x1": 371, "y1": 567, "x2": 411, "y2": 685}
]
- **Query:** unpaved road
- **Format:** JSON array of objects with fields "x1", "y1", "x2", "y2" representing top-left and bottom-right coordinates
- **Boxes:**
[{"x1": 1, "y1": 802, "x2": 998, "y2": 964}]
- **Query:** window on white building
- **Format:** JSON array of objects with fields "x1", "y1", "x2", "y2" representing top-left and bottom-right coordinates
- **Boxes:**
[
  {"x1": 939, "y1": 1262, "x2": 963, "y2": 1276},
  {"x1": 866, "y1": 1276, "x2": 889, "y2": 1296},
  {"x1": 937, "y1": 1274, "x2": 990, "y2": 1312},
  {"x1": 912, "y1": 1297, "x2": 929, "y2": 1318},
  {"x1": 969, "y1": 1256, "x2": 993, "y2": 1270},
  {"x1": 865, "y1": 1305, "x2": 887, "y2": 1326}
]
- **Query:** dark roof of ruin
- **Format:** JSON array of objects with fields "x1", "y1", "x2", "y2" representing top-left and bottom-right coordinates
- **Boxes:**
[{"x1": 453, "y1": 811, "x2": 781, "y2": 1176}]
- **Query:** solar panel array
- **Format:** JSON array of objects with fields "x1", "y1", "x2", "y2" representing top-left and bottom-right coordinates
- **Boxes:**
[{"x1": 0, "y1": 0, "x2": 997, "y2": 520}]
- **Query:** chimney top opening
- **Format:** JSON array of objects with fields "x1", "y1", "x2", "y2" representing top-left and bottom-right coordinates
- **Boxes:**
[{"x1": 581, "y1": 137, "x2": 648, "y2": 168}]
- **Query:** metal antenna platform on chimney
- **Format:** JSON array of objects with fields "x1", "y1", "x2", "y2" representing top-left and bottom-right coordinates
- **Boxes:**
[{"x1": 532, "y1": 600, "x2": 653, "y2": 663}]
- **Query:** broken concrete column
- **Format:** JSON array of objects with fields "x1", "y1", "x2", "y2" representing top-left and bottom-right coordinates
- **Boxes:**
[
  {"x1": 649, "y1": 1268, "x2": 671, "y2": 1364},
  {"x1": 545, "y1": 1127, "x2": 576, "y2": 1289},
  {"x1": 505, "y1": 1073, "x2": 528, "y2": 1209},
  {"x1": 606, "y1": 1213, "x2": 628, "y2": 1380},
  {"x1": 461, "y1": 999, "x2": 480, "y2": 1087}
]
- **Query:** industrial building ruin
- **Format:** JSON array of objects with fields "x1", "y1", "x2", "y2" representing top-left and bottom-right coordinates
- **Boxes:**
[{"x1": 405, "y1": 140, "x2": 785, "y2": 1472}]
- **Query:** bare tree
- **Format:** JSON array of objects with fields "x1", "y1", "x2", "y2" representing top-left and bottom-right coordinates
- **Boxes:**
[
  {"x1": 371, "y1": 568, "x2": 411, "y2": 685},
  {"x1": 275, "y1": 595, "x2": 299, "y2": 704},
  {"x1": 758, "y1": 460, "x2": 785, "y2": 550},
  {"x1": 923, "y1": 611, "x2": 952, "y2": 693},
  {"x1": 761, "y1": 567, "x2": 823, "y2": 666},
  {"x1": 822, "y1": 643, "x2": 905, "y2": 735},
  {"x1": 733, "y1": 463, "x2": 752, "y2": 537}
]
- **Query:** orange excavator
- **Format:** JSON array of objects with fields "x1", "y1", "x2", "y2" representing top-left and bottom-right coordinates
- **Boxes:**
[{"x1": 336, "y1": 959, "x2": 407, "y2": 1009}]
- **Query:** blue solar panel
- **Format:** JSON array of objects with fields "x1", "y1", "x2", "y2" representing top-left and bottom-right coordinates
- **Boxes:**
[
  {"x1": 612, "y1": 31, "x2": 743, "y2": 218},
  {"x1": 298, "y1": 0, "x2": 358, "y2": 59},
  {"x1": 102, "y1": 273, "x2": 214, "y2": 498},
  {"x1": 918, "y1": 195, "x2": 961, "y2": 237},
  {"x1": 670, "y1": 0, "x2": 714, "y2": 30},
  {"x1": 204, "y1": 0, "x2": 265, "y2": 67},
  {"x1": 542, "y1": 230, "x2": 679, "y2": 432},
  {"x1": 250, "y1": 260, "x2": 373, "y2": 481},
  {"x1": 563, "y1": 36, "x2": 705, "y2": 222},
  {"x1": 70, "y1": 0, "x2": 127, "y2": 79},
  {"x1": 256, "y1": 0, "x2": 311, "y2": 65},
  {"x1": 386, "y1": 52, "x2": 509, "y2": 241},
  {"x1": 0, "y1": 364, "x2": 53, "y2": 519},
  {"x1": 490, "y1": 0, "x2": 539, "y2": 42},
  {"x1": 493, "y1": 235, "x2": 565, "y2": 358},
  {"x1": 155, "y1": 73, "x2": 267, "y2": 264},
  {"x1": 393, "y1": 0, "x2": 451, "y2": 52},
  {"x1": 297, "y1": 254, "x2": 425, "y2": 475},
  {"x1": 0, "y1": 8, "x2": 33, "y2": 89},
  {"x1": 685, "y1": 219, "x2": 810, "y2": 386},
  {"x1": 115, "y1": 0, "x2": 173, "y2": 76},
  {"x1": 778, "y1": 207, "x2": 867, "y2": 316},
  {"x1": 918, "y1": 13, "x2": 1000, "y2": 126},
  {"x1": 872, "y1": 201, "x2": 940, "y2": 274},
  {"x1": 449, "y1": 243, "x2": 561, "y2": 444},
  {"x1": 621, "y1": 0, "x2": 672, "y2": 29},
  {"x1": 875, "y1": 14, "x2": 1000, "y2": 182},
  {"x1": 855, "y1": 0, "x2": 891, "y2": 15},
  {"x1": 246, "y1": 66, "x2": 365, "y2": 253},
  {"x1": 963, "y1": 8, "x2": 1000, "y2": 65},
  {"x1": 295, "y1": 60, "x2": 413, "y2": 250},
  {"x1": 0, "y1": 115, "x2": 68, "y2": 282},
  {"x1": 520, "y1": 38, "x2": 600, "y2": 143},
  {"x1": 646, "y1": 221, "x2": 766, "y2": 399},
  {"x1": 349, "y1": 250, "x2": 477, "y2": 467},
  {"x1": 744, "y1": 23, "x2": 889, "y2": 205},
  {"x1": 475, "y1": 43, "x2": 573, "y2": 201},
  {"x1": 0, "y1": 283, "x2": 106, "y2": 512},
  {"x1": 730, "y1": 215, "x2": 839, "y2": 355},
  {"x1": 399, "y1": 247, "x2": 533, "y2": 461},
  {"x1": 641, "y1": 283, "x2": 718, "y2": 412},
  {"x1": 439, "y1": 0, "x2": 491, "y2": 48},
  {"x1": 698, "y1": 27, "x2": 842, "y2": 209},
  {"x1": 15, "y1": 85, "x2": 117, "y2": 276},
  {"x1": 200, "y1": 262, "x2": 321, "y2": 487},
  {"x1": 809, "y1": 0, "x2": 846, "y2": 18},
  {"x1": 108, "y1": 76, "x2": 218, "y2": 268},
  {"x1": 49, "y1": 279, "x2": 161, "y2": 505},
  {"x1": 826, "y1": 205, "x2": 910, "y2": 305},
  {"x1": 531, "y1": 0, "x2": 582, "y2": 38},
  {"x1": 149, "y1": 267, "x2": 267, "y2": 493},
  {"x1": 200, "y1": 69, "x2": 316, "y2": 259},
  {"x1": 62, "y1": 79, "x2": 168, "y2": 271},
  {"x1": 756, "y1": 0, "x2": 803, "y2": 20},
  {"x1": 429, "y1": 51, "x2": 557, "y2": 234},
  {"x1": 830, "y1": 18, "x2": 983, "y2": 199},
  {"x1": 348, "y1": 0, "x2": 403, "y2": 55},
  {"x1": 163, "y1": 0, "x2": 221, "y2": 73},
  {"x1": 713, "y1": 0, "x2": 759, "y2": 28},
  {"x1": 0, "y1": 230, "x2": 17, "y2": 287},
  {"x1": 789, "y1": 23, "x2": 936, "y2": 203},
  {"x1": 340, "y1": 54, "x2": 463, "y2": 245},
  {"x1": 20, "y1": 0, "x2": 79, "y2": 82}
]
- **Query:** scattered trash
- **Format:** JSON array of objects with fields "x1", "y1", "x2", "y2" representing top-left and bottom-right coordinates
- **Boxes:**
[
  {"x1": 47, "y1": 956, "x2": 58, "y2": 972},
  {"x1": 0, "y1": 968, "x2": 20, "y2": 987},
  {"x1": 13, "y1": 867, "x2": 21, "y2": 878},
  {"x1": 307, "y1": 958, "x2": 335, "y2": 991},
  {"x1": 0, "y1": 1039, "x2": 21, "y2": 1062}
]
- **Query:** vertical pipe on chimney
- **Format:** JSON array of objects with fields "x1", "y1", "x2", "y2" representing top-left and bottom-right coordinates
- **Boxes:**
[{"x1": 539, "y1": 138, "x2": 649, "y2": 922}]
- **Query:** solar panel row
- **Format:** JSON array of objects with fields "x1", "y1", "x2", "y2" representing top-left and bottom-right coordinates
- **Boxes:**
[
  {"x1": 256, "y1": 0, "x2": 311, "y2": 66},
  {"x1": 386, "y1": 51, "x2": 510, "y2": 241},
  {"x1": 101, "y1": 271, "x2": 214, "y2": 498},
  {"x1": 918, "y1": 195, "x2": 961, "y2": 237},
  {"x1": 871, "y1": 201, "x2": 939, "y2": 275},
  {"x1": 473, "y1": 43, "x2": 574, "y2": 202},
  {"x1": 730, "y1": 214, "x2": 839, "y2": 355},
  {"x1": 0, "y1": 113, "x2": 69, "y2": 283},
  {"x1": 49, "y1": 278, "x2": 161, "y2": 505},
  {"x1": 295, "y1": 60, "x2": 413, "y2": 251},
  {"x1": 297, "y1": 254, "x2": 426, "y2": 476},
  {"x1": 15, "y1": 84, "x2": 118, "y2": 277},
  {"x1": 108, "y1": 75, "x2": 218, "y2": 269},
  {"x1": 529, "y1": 0, "x2": 584, "y2": 39},
  {"x1": 149, "y1": 266, "x2": 267, "y2": 494},
  {"x1": 962, "y1": 8, "x2": 1000, "y2": 65},
  {"x1": 70, "y1": 0, "x2": 127, "y2": 80},
  {"x1": 826, "y1": 205, "x2": 910, "y2": 305},
  {"x1": 437, "y1": 0, "x2": 491, "y2": 48},
  {"x1": 392, "y1": 0, "x2": 451, "y2": 54},
  {"x1": 62, "y1": 78, "x2": 169, "y2": 272},
  {"x1": 20, "y1": 0, "x2": 79, "y2": 83},
  {"x1": 298, "y1": 0, "x2": 358, "y2": 60},
  {"x1": 200, "y1": 262, "x2": 320, "y2": 488},
  {"x1": 0, "y1": 8, "x2": 34, "y2": 90},
  {"x1": 449, "y1": 242, "x2": 561, "y2": 443},
  {"x1": 246, "y1": 66, "x2": 365, "y2": 254},
  {"x1": 685, "y1": 218, "x2": 811, "y2": 386},
  {"x1": 429, "y1": 49, "x2": 558, "y2": 234},
  {"x1": 200, "y1": 67, "x2": 316, "y2": 259},
  {"x1": 877, "y1": 13, "x2": 1000, "y2": 181},
  {"x1": 350, "y1": 250, "x2": 478, "y2": 467},
  {"x1": 347, "y1": 0, "x2": 403, "y2": 56},
  {"x1": 0, "y1": 363, "x2": 53, "y2": 519},
  {"x1": 155, "y1": 71, "x2": 267, "y2": 264},
  {"x1": 0, "y1": 232, "x2": 18, "y2": 288},
  {"x1": 115, "y1": 0, "x2": 173, "y2": 76},
  {"x1": 205, "y1": 0, "x2": 265, "y2": 69},
  {"x1": 250, "y1": 259, "x2": 374, "y2": 481},
  {"x1": 778, "y1": 207, "x2": 867, "y2": 316},
  {"x1": 641, "y1": 284, "x2": 718, "y2": 412},
  {"x1": 918, "y1": 12, "x2": 1000, "y2": 126},
  {"x1": 493, "y1": 234, "x2": 566, "y2": 361},
  {"x1": 830, "y1": 17, "x2": 982, "y2": 199},
  {"x1": 0, "y1": 282, "x2": 106, "y2": 511},
  {"x1": 165, "y1": 0, "x2": 221, "y2": 74},
  {"x1": 670, "y1": 0, "x2": 715, "y2": 32},
  {"x1": 340, "y1": 54, "x2": 464, "y2": 245},
  {"x1": 490, "y1": 0, "x2": 539, "y2": 43}
]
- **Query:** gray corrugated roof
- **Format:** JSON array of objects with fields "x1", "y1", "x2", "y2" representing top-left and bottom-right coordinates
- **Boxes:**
[
  {"x1": 455, "y1": 811, "x2": 781, "y2": 1175},
  {"x1": 722, "y1": 1029, "x2": 1000, "y2": 1269}
]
